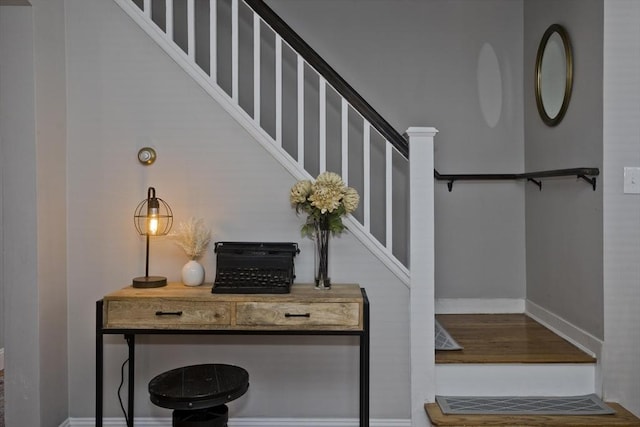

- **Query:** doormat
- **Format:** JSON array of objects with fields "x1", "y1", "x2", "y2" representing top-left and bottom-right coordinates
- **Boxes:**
[
  {"x1": 435, "y1": 319, "x2": 463, "y2": 350},
  {"x1": 436, "y1": 394, "x2": 616, "y2": 415}
]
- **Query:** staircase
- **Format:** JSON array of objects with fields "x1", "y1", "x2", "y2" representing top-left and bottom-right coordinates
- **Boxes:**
[
  {"x1": 113, "y1": 0, "x2": 438, "y2": 285},
  {"x1": 108, "y1": 2, "x2": 639, "y2": 426},
  {"x1": 112, "y1": 1, "x2": 436, "y2": 424},
  {"x1": 429, "y1": 314, "x2": 640, "y2": 427}
]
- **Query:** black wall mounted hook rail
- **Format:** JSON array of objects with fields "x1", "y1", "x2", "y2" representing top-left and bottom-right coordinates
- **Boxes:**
[
  {"x1": 435, "y1": 167, "x2": 599, "y2": 192},
  {"x1": 527, "y1": 178, "x2": 543, "y2": 191},
  {"x1": 577, "y1": 174, "x2": 597, "y2": 191}
]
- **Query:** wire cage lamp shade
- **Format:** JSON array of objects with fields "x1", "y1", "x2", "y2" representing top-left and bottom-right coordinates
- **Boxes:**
[{"x1": 132, "y1": 187, "x2": 173, "y2": 288}]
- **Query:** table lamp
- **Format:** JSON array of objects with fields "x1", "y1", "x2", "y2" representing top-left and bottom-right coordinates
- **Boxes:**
[{"x1": 133, "y1": 187, "x2": 173, "y2": 288}]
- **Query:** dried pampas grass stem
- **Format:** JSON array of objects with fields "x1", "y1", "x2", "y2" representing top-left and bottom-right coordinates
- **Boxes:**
[{"x1": 171, "y1": 217, "x2": 211, "y2": 260}]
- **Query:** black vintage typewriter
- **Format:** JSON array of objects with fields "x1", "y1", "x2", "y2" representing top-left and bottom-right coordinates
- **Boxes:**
[{"x1": 212, "y1": 242, "x2": 299, "y2": 294}]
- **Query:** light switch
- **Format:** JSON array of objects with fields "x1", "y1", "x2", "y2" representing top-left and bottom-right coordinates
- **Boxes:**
[{"x1": 623, "y1": 167, "x2": 640, "y2": 194}]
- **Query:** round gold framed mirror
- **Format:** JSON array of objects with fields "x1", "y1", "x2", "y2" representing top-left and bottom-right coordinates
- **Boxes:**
[{"x1": 535, "y1": 24, "x2": 573, "y2": 126}]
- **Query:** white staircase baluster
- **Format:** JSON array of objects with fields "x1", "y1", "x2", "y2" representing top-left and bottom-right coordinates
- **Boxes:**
[
  {"x1": 187, "y1": 0, "x2": 195, "y2": 61},
  {"x1": 231, "y1": 0, "x2": 238, "y2": 103},
  {"x1": 165, "y1": 0, "x2": 173, "y2": 41},
  {"x1": 253, "y1": 12, "x2": 260, "y2": 124},
  {"x1": 297, "y1": 54, "x2": 304, "y2": 166},
  {"x1": 363, "y1": 121, "x2": 371, "y2": 231},
  {"x1": 341, "y1": 98, "x2": 348, "y2": 183},
  {"x1": 275, "y1": 34, "x2": 282, "y2": 146},
  {"x1": 111, "y1": 0, "x2": 419, "y2": 285},
  {"x1": 319, "y1": 77, "x2": 326, "y2": 173},
  {"x1": 144, "y1": 0, "x2": 151, "y2": 19},
  {"x1": 209, "y1": 0, "x2": 216, "y2": 81},
  {"x1": 385, "y1": 140, "x2": 393, "y2": 250}
]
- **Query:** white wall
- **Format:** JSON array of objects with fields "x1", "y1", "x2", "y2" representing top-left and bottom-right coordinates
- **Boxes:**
[
  {"x1": 66, "y1": 0, "x2": 409, "y2": 419},
  {"x1": 523, "y1": 0, "x2": 605, "y2": 339},
  {"x1": 603, "y1": 0, "x2": 640, "y2": 417},
  {"x1": 266, "y1": 0, "x2": 527, "y2": 301}
]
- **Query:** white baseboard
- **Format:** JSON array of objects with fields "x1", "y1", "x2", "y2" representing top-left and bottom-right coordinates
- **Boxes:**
[
  {"x1": 64, "y1": 417, "x2": 411, "y2": 427},
  {"x1": 436, "y1": 298, "x2": 525, "y2": 314},
  {"x1": 0, "y1": 347, "x2": 4, "y2": 370},
  {"x1": 525, "y1": 300, "x2": 603, "y2": 359}
]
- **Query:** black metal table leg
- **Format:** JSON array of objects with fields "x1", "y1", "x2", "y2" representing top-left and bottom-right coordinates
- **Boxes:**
[
  {"x1": 360, "y1": 289, "x2": 370, "y2": 427},
  {"x1": 96, "y1": 300, "x2": 104, "y2": 427},
  {"x1": 125, "y1": 334, "x2": 135, "y2": 427}
]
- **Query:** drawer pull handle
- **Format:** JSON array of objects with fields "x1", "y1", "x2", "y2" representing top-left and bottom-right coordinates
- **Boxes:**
[
  {"x1": 155, "y1": 310, "x2": 183, "y2": 316},
  {"x1": 284, "y1": 313, "x2": 311, "y2": 318}
]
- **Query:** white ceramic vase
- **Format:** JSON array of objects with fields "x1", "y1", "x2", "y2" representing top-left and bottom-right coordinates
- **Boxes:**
[{"x1": 181, "y1": 259, "x2": 205, "y2": 286}]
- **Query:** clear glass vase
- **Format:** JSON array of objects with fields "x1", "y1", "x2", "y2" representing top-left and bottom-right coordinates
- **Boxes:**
[{"x1": 314, "y1": 219, "x2": 331, "y2": 290}]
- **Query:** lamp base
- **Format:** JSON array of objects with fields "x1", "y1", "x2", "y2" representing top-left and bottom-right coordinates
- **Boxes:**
[{"x1": 132, "y1": 276, "x2": 167, "y2": 288}]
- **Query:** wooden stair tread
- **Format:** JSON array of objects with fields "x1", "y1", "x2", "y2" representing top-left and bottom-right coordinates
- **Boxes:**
[
  {"x1": 425, "y1": 402, "x2": 640, "y2": 426},
  {"x1": 436, "y1": 314, "x2": 596, "y2": 364}
]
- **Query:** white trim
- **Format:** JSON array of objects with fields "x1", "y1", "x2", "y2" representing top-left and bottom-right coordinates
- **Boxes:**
[
  {"x1": 62, "y1": 417, "x2": 411, "y2": 427},
  {"x1": 435, "y1": 364, "x2": 597, "y2": 397},
  {"x1": 385, "y1": 141, "x2": 392, "y2": 250},
  {"x1": 208, "y1": 0, "x2": 215, "y2": 80},
  {"x1": 525, "y1": 300, "x2": 603, "y2": 360},
  {"x1": 0, "y1": 347, "x2": 4, "y2": 370},
  {"x1": 319, "y1": 77, "x2": 327, "y2": 172},
  {"x1": 363, "y1": 121, "x2": 371, "y2": 232},
  {"x1": 435, "y1": 298, "x2": 525, "y2": 314},
  {"x1": 186, "y1": 0, "x2": 195, "y2": 61},
  {"x1": 165, "y1": 0, "x2": 173, "y2": 41},
  {"x1": 253, "y1": 11, "x2": 260, "y2": 124},
  {"x1": 340, "y1": 98, "x2": 348, "y2": 182},
  {"x1": 231, "y1": 0, "x2": 238, "y2": 102},
  {"x1": 297, "y1": 54, "x2": 304, "y2": 166},
  {"x1": 406, "y1": 127, "x2": 438, "y2": 427},
  {"x1": 275, "y1": 34, "x2": 282, "y2": 145}
]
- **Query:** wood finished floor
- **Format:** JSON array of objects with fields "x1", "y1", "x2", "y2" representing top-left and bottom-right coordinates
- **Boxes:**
[{"x1": 436, "y1": 314, "x2": 596, "y2": 364}]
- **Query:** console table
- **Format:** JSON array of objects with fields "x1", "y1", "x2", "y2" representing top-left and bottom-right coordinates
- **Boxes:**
[{"x1": 96, "y1": 283, "x2": 369, "y2": 427}]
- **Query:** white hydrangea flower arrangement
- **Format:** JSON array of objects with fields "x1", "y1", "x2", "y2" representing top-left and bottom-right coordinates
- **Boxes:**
[{"x1": 290, "y1": 171, "x2": 360, "y2": 237}]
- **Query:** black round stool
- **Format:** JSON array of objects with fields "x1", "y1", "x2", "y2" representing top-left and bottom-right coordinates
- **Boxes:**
[{"x1": 148, "y1": 364, "x2": 249, "y2": 427}]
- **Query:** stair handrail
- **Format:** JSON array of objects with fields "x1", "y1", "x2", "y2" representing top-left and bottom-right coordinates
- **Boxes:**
[
  {"x1": 243, "y1": 0, "x2": 409, "y2": 158},
  {"x1": 435, "y1": 167, "x2": 600, "y2": 191}
]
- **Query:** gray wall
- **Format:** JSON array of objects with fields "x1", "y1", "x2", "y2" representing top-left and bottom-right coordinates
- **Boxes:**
[
  {"x1": 266, "y1": 0, "x2": 527, "y2": 300},
  {"x1": 68, "y1": 0, "x2": 522, "y2": 419},
  {"x1": 32, "y1": 0, "x2": 69, "y2": 423},
  {"x1": 6, "y1": 0, "x2": 627, "y2": 422},
  {"x1": 603, "y1": 0, "x2": 640, "y2": 416},
  {"x1": 524, "y1": 0, "x2": 604, "y2": 339},
  {"x1": 1, "y1": 4, "x2": 41, "y2": 426},
  {"x1": 1, "y1": 0, "x2": 69, "y2": 425},
  {"x1": 66, "y1": 0, "x2": 409, "y2": 418}
]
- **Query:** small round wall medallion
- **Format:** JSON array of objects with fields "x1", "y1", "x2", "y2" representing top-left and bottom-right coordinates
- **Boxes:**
[{"x1": 137, "y1": 147, "x2": 157, "y2": 165}]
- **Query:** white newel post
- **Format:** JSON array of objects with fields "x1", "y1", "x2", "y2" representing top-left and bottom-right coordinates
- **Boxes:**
[{"x1": 406, "y1": 126, "x2": 438, "y2": 427}]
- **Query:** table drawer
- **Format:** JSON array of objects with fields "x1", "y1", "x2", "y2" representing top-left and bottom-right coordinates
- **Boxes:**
[
  {"x1": 236, "y1": 302, "x2": 360, "y2": 328},
  {"x1": 104, "y1": 300, "x2": 231, "y2": 329}
]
